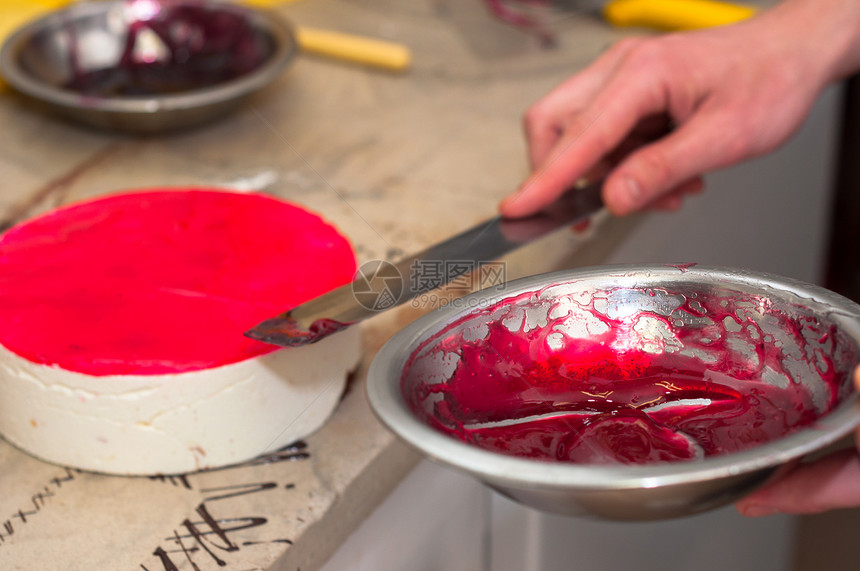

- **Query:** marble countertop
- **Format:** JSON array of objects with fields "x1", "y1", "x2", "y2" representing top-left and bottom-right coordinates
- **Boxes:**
[{"x1": 0, "y1": 1, "x2": 784, "y2": 569}]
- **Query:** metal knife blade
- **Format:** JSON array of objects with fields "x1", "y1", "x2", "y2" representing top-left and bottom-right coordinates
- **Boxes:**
[{"x1": 245, "y1": 181, "x2": 605, "y2": 348}]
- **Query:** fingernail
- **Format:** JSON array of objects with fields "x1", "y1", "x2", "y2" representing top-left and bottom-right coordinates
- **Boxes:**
[
  {"x1": 623, "y1": 176, "x2": 643, "y2": 207},
  {"x1": 738, "y1": 504, "x2": 778, "y2": 518},
  {"x1": 500, "y1": 185, "x2": 526, "y2": 213},
  {"x1": 607, "y1": 176, "x2": 642, "y2": 216}
]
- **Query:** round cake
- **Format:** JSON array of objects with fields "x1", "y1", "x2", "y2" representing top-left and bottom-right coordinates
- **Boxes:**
[{"x1": 0, "y1": 188, "x2": 361, "y2": 475}]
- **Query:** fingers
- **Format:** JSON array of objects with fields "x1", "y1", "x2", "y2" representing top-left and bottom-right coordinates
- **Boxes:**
[
  {"x1": 647, "y1": 177, "x2": 705, "y2": 212},
  {"x1": 736, "y1": 448, "x2": 860, "y2": 516},
  {"x1": 601, "y1": 104, "x2": 749, "y2": 215},
  {"x1": 503, "y1": 59, "x2": 671, "y2": 218},
  {"x1": 503, "y1": 0, "x2": 840, "y2": 219},
  {"x1": 735, "y1": 366, "x2": 860, "y2": 517},
  {"x1": 523, "y1": 41, "x2": 636, "y2": 170},
  {"x1": 503, "y1": 36, "x2": 698, "y2": 218},
  {"x1": 502, "y1": 109, "x2": 611, "y2": 217},
  {"x1": 854, "y1": 363, "x2": 860, "y2": 393}
]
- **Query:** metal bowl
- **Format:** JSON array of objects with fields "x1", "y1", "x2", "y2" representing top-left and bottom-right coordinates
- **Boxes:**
[
  {"x1": 0, "y1": 0, "x2": 296, "y2": 133},
  {"x1": 367, "y1": 265, "x2": 860, "y2": 520}
]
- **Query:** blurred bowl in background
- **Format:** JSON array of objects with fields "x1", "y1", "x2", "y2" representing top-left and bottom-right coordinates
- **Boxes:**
[
  {"x1": 367, "y1": 265, "x2": 860, "y2": 520},
  {"x1": 0, "y1": 0, "x2": 296, "y2": 133}
]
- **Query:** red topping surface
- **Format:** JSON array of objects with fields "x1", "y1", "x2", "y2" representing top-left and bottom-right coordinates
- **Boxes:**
[{"x1": 0, "y1": 189, "x2": 356, "y2": 376}]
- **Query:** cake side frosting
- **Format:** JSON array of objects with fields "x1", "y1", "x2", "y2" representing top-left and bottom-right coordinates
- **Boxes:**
[{"x1": 0, "y1": 326, "x2": 361, "y2": 475}]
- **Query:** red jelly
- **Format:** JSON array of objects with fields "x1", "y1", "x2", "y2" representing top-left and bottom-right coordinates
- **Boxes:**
[
  {"x1": 0, "y1": 189, "x2": 356, "y2": 376},
  {"x1": 403, "y1": 284, "x2": 851, "y2": 465}
]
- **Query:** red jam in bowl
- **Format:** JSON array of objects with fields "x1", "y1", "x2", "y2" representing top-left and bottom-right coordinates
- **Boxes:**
[
  {"x1": 0, "y1": 189, "x2": 355, "y2": 376},
  {"x1": 401, "y1": 281, "x2": 856, "y2": 465},
  {"x1": 64, "y1": 2, "x2": 275, "y2": 96}
]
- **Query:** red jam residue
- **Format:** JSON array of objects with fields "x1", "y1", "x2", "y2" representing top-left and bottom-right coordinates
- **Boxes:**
[
  {"x1": 402, "y1": 285, "x2": 853, "y2": 465},
  {"x1": 64, "y1": 2, "x2": 273, "y2": 96},
  {"x1": 0, "y1": 189, "x2": 356, "y2": 376}
]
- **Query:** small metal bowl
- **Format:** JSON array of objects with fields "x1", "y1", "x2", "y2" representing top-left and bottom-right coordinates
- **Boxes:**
[
  {"x1": 0, "y1": 0, "x2": 296, "y2": 133},
  {"x1": 367, "y1": 265, "x2": 860, "y2": 520}
]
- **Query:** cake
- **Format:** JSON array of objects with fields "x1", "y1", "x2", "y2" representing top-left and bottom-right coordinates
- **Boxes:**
[{"x1": 0, "y1": 188, "x2": 361, "y2": 475}]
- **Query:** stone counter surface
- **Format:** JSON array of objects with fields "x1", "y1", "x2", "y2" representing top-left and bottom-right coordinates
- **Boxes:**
[
  {"x1": 0, "y1": 1, "x2": 641, "y2": 569},
  {"x1": 0, "y1": 0, "x2": 826, "y2": 569}
]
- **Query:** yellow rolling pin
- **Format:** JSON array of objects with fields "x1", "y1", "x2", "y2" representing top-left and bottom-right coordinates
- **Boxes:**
[
  {"x1": 294, "y1": 27, "x2": 412, "y2": 73},
  {"x1": 604, "y1": 0, "x2": 758, "y2": 31},
  {"x1": 243, "y1": 0, "x2": 411, "y2": 72}
]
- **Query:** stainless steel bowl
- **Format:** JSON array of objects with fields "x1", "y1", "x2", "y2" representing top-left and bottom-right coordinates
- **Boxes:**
[
  {"x1": 0, "y1": 0, "x2": 296, "y2": 133},
  {"x1": 367, "y1": 265, "x2": 860, "y2": 520}
]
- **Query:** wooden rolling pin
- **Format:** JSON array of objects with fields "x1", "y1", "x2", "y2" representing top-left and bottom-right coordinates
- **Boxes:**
[{"x1": 604, "y1": 0, "x2": 758, "y2": 31}]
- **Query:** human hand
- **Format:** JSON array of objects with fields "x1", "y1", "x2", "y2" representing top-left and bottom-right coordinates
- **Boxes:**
[
  {"x1": 735, "y1": 366, "x2": 860, "y2": 517},
  {"x1": 500, "y1": 0, "x2": 860, "y2": 218}
]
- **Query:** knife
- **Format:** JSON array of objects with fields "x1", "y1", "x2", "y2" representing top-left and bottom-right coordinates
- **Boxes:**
[{"x1": 244, "y1": 181, "x2": 605, "y2": 348}]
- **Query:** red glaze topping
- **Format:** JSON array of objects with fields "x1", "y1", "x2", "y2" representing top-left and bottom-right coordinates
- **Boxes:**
[
  {"x1": 0, "y1": 189, "x2": 356, "y2": 376},
  {"x1": 403, "y1": 285, "x2": 851, "y2": 465}
]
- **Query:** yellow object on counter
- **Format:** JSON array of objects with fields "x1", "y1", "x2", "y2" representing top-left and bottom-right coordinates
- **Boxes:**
[
  {"x1": 242, "y1": 0, "x2": 304, "y2": 6},
  {"x1": 240, "y1": 0, "x2": 412, "y2": 72},
  {"x1": 0, "y1": 0, "x2": 72, "y2": 90},
  {"x1": 0, "y1": 0, "x2": 70, "y2": 41},
  {"x1": 294, "y1": 27, "x2": 412, "y2": 72},
  {"x1": 239, "y1": 0, "x2": 412, "y2": 71},
  {"x1": 604, "y1": 0, "x2": 758, "y2": 31}
]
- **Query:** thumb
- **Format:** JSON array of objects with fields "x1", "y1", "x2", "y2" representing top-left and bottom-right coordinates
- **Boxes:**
[{"x1": 602, "y1": 107, "x2": 752, "y2": 215}]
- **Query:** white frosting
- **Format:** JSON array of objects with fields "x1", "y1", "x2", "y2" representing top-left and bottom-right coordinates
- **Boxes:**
[{"x1": 0, "y1": 327, "x2": 361, "y2": 475}]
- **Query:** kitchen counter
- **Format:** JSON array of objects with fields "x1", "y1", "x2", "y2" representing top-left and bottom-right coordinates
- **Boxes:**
[{"x1": 0, "y1": 1, "x2": 840, "y2": 570}]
